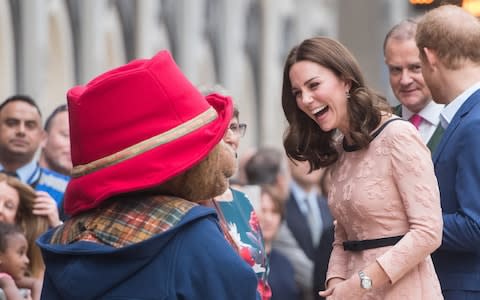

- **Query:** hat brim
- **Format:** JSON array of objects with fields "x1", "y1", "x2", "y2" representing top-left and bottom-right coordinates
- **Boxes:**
[{"x1": 64, "y1": 93, "x2": 232, "y2": 216}]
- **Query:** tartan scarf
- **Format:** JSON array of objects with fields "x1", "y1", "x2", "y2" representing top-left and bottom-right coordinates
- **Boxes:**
[{"x1": 50, "y1": 195, "x2": 196, "y2": 248}]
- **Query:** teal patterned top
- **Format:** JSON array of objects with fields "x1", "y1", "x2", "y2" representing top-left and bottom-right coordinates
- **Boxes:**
[{"x1": 216, "y1": 188, "x2": 271, "y2": 299}]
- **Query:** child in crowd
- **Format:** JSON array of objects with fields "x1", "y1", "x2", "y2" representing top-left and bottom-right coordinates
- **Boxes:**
[
  {"x1": 0, "y1": 222, "x2": 41, "y2": 300},
  {"x1": 0, "y1": 174, "x2": 50, "y2": 279}
]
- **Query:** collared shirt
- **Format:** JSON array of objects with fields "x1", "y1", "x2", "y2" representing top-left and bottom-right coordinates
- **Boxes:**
[
  {"x1": 0, "y1": 160, "x2": 69, "y2": 205},
  {"x1": 402, "y1": 100, "x2": 444, "y2": 143},
  {"x1": 0, "y1": 159, "x2": 41, "y2": 185},
  {"x1": 290, "y1": 180, "x2": 319, "y2": 216},
  {"x1": 290, "y1": 179, "x2": 323, "y2": 246},
  {"x1": 440, "y1": 81, "x2": 480, "y2": 129}
]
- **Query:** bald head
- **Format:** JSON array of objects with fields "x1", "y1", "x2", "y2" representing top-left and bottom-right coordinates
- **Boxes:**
[{"x1": 416, "y1": 4, "x2": 480, "y2": 70}]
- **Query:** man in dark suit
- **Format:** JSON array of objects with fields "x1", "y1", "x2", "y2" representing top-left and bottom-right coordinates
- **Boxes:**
[
  {"x1": 244, "y1": 148, "x2": 334, "y2": 300},
  {"x1": 384, "y1": 19, "x2": 444, "y2": 153},
  {"x1": 417, "y1": 5, "x2": 480, "y2": 299},
  {"x1": 274, "y1": 159, "x2": 334, "y2": 300}
]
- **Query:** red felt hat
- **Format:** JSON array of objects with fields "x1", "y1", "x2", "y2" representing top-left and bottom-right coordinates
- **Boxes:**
[{"x1": 64, "y1": 50, "x2": 232, "y2": 216}]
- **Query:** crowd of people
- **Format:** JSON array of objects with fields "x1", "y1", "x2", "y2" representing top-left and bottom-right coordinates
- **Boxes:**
[
  {"x1": 0, "y1": 96, "x2": 71, "y2": 299},
  {"x1": 0, "y1": 4, "x2": 479, "y2": 300}
]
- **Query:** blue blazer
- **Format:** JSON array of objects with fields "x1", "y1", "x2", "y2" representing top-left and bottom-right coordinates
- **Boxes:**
[{"x1": 431, "y1": 89, "x2": 480, "y2": 292}]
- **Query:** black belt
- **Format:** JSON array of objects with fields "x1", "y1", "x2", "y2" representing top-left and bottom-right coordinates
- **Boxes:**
[{"x1": 343, "y1": 235, "x2": 404, "y2": 251}]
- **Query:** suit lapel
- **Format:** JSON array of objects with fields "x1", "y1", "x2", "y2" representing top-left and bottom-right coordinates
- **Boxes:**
[
  {"x1": 427, "y1": 125, "x2": 444, "y2": 155},
  {"x1": 393, "y1": 104, "x2": 402, "y2": 116},
  {"x1": 285, "y1": 193, "x2": 314, "y2": 258},
  {"x1": 318, "y1": 196, "x2": 333, "y2": 228},
  {"x1": 433, "y1": 90, "x2": 480, "y2": 163}
]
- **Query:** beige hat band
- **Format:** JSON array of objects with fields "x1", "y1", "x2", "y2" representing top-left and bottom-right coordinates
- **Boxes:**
[{"x1": 71, "y1": 107, "x2": 218, "y2": 178}]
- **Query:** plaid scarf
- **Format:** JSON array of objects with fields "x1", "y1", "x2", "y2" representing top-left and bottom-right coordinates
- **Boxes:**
[{"x1": 50, "y1": 195, "x2": 196, "y2": 248}]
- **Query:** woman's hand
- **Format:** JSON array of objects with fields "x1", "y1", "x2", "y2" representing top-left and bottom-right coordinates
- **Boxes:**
[
  {"x1": 32, "y1": 191, "x2": 62, "y2": 227},
  {"x1": 319, "y1": 276, "x2": 366, "y2": 299},
  {"x1": 319, "y1": 277, "x2": 344, "y2": 298}
]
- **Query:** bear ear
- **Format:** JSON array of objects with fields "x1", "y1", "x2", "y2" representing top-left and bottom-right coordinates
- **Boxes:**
[{"x1": 156, "y1": 142, "x2": 236, "y2": 202}]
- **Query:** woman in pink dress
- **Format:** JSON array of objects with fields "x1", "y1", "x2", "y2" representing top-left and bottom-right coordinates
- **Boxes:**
[{"x1": 280, "y1": 36, "x2": 443, "y2": 299}]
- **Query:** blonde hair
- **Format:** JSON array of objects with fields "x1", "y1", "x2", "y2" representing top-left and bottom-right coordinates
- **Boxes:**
[{"x1": 0, "y1": 174, "x2": 49, "y2": 278}]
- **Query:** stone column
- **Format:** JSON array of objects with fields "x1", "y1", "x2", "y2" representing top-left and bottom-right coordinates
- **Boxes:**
[
  {"x1": 136, "y1": 0, "x2": 171, "y2": 57},
  {"x1": 78, "y1": 0, "x2": 107, "y2": 84},
  {"x1": 19, "y1": 0, "x2": 48, "y2": 97},
  {"x1": 0, "y1": 0, "x2": 15, "y2": 99},
  {"x1": 259, "y1": 0, "x2": 284, "y2": 147}
]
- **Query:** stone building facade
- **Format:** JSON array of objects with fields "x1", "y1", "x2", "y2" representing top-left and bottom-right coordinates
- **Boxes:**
[{"x1": 1, "y1": 0, "x2": 414, "y2": 151}]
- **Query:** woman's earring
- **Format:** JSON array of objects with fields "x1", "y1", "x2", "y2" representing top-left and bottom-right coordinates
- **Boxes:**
[{"x1": 346, "y1": 91, "x2": 351, "y2": 99}]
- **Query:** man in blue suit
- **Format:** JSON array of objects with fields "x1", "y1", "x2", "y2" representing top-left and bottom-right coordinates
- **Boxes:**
[{"x1": 417, "y1": 5, "x2": 480, "y2": 299}]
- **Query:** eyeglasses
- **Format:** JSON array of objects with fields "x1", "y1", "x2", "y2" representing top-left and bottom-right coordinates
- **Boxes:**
[{"x1": 229, "y1": 123, "x2": 247, "y2": 137}]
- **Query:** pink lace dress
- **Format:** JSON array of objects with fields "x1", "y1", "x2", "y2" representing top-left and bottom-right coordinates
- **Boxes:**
[{"x1": 326, "y1": 117, "x2": 444, "y2": 299}]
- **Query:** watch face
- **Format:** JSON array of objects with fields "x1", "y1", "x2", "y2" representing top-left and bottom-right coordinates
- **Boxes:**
[{"x1": 361, "y1": 278, "x2": 372, "y2": 289}]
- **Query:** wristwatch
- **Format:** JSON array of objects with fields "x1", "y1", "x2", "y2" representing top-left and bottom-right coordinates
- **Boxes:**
[{"x1": 358, "y1": 271, "x2": 372, "y2": 289}]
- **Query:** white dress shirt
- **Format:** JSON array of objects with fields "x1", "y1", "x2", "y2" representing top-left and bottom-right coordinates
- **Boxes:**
[
  {"x1": 402, "y1": 100, "x2": 444, "y2": 143},
  {"x1": 440, "y1": 81, "x2": 480, "y2": 129},
  {"x1": 0, "y1": 159, "x2": 41, "y2": 184}
]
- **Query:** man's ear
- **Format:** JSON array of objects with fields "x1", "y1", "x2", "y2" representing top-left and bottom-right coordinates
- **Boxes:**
[
  {"x1": 40, "y1": 130, "x2": 48, "y2": 149},
  {"x1": 423, "y1": 47, "x2": 437, "y2": 68}
]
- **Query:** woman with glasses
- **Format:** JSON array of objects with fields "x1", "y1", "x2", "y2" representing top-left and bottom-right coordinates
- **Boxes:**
[
  {"x1": 199, "y1": 85, "x2": 270, "y2": 300},
  {"x1": 224, "y1": 113, "x2": 247, "y2": 156}
]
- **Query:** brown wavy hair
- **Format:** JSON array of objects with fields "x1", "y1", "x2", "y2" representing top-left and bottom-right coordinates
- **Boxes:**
[
  {"x1": 0, "y1": 174, "x2": 49, "y2": 278},
  {"x1": 282, "y1": 36, "x2": 391, "y2": 169}
]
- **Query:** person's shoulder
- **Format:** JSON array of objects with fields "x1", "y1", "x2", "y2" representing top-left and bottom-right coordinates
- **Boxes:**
[
  {"x1": 379, "y1": 115, "x2": 413, "y2": 135},
  {"x1": 37, "y1": 167, "x2": 70, "y2": 195},
  {"x1": 230, "y1": 187, "x2": 256, "y2": 207},
  {"x1": 174, "y1": 210, "x2": 247, "y2": 263},
  {"x1": 469, "y1": 98, "x2": 480, "y2": 116},
  {"x1": 39, "y1": 167, "x2": 70, "y2": 181},
  {"x1": 231, "y1": 187, "x2": 247, "y2": 198},
  {"x1": 373, "y1": 116, "x2": 424, "y2": 148},
  {"x1": 392, "y1": 104, "x2": 402, "y2": 116},
  {"x1": 270, "y1": 248, "x2": 294, "y2": 267},
  {"x1": 458, "y1": 108, "x2": 480, "y2": 141}
]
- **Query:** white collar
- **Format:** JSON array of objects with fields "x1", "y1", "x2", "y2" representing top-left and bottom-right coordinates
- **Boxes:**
[
  {"x1": 402, "y1": 100, "x2": 444, "y2": 125},
  {"x1": 440, "y1": 81, "x2": 480, "y2": 128}
]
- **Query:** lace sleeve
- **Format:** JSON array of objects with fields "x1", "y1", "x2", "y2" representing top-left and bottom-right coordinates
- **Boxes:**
[
  {"x1": 325, "y1": 219, "x2": 350, "y2": 284},
  {"x1": 376, "y1": 122, "x2": 443, "y2": 284}
]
